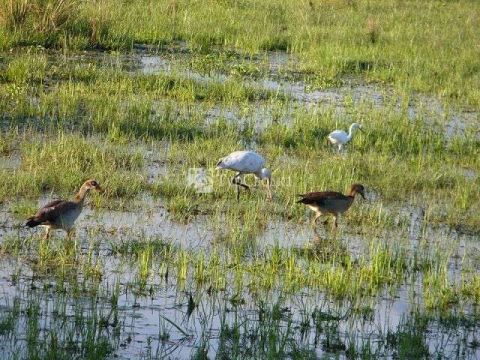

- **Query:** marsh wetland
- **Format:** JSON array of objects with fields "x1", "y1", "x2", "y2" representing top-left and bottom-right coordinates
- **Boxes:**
[{"x1": 0, "y1": 1, "x2": 479, "y2": 359}]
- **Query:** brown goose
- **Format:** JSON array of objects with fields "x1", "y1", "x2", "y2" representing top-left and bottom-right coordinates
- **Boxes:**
[
  {"x1": 297, "y1": 183, "x2": 365, "y2": 228},
  {"x1": 26, "y1": 179, "x2": 102, "y2": 239}
]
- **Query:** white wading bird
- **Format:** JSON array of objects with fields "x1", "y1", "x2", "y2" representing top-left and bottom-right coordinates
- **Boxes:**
[
  {"x1": 216, "y1": 150, "x2": 272, "y2": 201},
  {"x1": 328, "y1": 123, "x2": 363, "y2": 152},
  {"x1": 26, "y1": 179, "x2": 102, "y2": 240}
]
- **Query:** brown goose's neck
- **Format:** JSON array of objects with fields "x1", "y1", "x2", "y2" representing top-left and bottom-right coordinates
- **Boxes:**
[
  {"x1": 344, "y1": 193, "x2": 357, "y2": 208},
  {"x1": 74, "y1": 186, "x2": 90, "y2": 203},
  {"x1": 348, "y1": 190, "x2": 358, "y2": 198},
  {"x1": 346, "y1": 195, "x2": 355, "y2": 205}
]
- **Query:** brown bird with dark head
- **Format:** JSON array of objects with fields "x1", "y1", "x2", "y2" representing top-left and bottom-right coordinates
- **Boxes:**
[
  {"x1": 26, "y1": 179, "x2": 102, "y2": 239},
  {"x1": 297, "y1": 183, "x2": 365, "y2": 229}
]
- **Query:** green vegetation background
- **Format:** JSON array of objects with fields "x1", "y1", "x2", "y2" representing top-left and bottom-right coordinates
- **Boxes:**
[{"x1": 1, "y1": 0, "x2": 479, "y2": 108}]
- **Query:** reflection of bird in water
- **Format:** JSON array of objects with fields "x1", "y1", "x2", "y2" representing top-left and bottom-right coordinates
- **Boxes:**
[
  {"x1": 303, "y1": 232, "x2": 348, "y2": 262},
  {"x1": 409, "y1": 207, "x2": 425, "y2": 241},
  {"x1": 290, "y1": 224, "x2": 348, "y2": 261},
  {"x1": 216, "y1": 150, "x2": 272, "y2": 201},
  {"x1": 26, "y1": 179, "x2": 102, "y2": 240},
  {"x1": 297, "y1": 184, "x2": 366, "y2": 230}
]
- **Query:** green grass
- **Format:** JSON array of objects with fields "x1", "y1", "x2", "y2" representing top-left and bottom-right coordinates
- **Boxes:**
[
  {"x1": 0, "y1": 132, "x2": 145, "y2": 200},
  {"x1": 1, "y1": 1, "x2": 479, "y2": 108},
  {"x1": 0, "y1": 2, "x2": 479, "y2": 358},
  {"x1": 0, "y1": 54, "x2": 477, "y2": 229}
]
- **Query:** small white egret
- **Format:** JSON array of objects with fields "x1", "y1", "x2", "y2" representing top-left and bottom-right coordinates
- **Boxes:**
[
  {"x1": 216, "y1": 150, "x2": 272, "y2": 201},
  {"x1": 328, "y1": 123, "x2": 363, "y2": 152}
]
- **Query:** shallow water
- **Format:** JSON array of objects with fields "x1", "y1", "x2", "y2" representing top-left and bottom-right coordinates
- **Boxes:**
[
  {"x1": 0, "y1": 47, "x2": 479, "y2": 358},
  {"x1": 1, "y1": 188, "x2": 479, "y2": 359},
  {"x1": 7, "y1": 47, "x2": 474, "y2": 140},
  {"x1": 0, "y1": 245, "x2": 478, "y2": 359},
  {"x1": 136, "y1": 50, "x2": 479, "y2": 140}
]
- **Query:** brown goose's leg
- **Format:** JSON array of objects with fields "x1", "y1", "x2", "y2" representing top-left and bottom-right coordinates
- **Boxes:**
[
  {"x1": 312, "y1": 212, "x2": 322, "y2": 227},
  {"x1": 67, "y1": 229, "x2": 78, "y2": 251},
  {"x1": 333, "y1": 215, "x2": 338, "y2": 230}
]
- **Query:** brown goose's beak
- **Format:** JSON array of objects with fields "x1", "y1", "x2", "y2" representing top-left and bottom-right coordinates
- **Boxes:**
[
  {"x1": 360, "y1": 191, "x2": 366, "y2": 200},
  {"x1": 95, "y1": 185, "x2": 103, "y2": 192}
]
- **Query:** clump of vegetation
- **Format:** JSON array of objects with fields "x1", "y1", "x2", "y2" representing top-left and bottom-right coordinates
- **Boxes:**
[
  {"x1": 366, "y1": 17, "x2": 379, "y2": 44},
  {"x1": 0, "y1": 133, "x2": 146, "y2": 200},
  {"x1": 1, "y1": 0, "x2": 80, "y2": 45}
]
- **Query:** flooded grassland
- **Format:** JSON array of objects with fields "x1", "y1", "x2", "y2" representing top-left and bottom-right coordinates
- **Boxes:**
[{"x1": 0, "y1": 44, "x2": 479, "y2": 359}]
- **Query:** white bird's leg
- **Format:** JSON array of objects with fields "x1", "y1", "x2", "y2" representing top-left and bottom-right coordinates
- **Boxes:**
[
  {"x1": 232, "y1": 173, "x2": 249, "y2": 189},
  {"x1": 231, "y1": 173, "x2": 241, "y2": 190},
  {"x1": 231, "y1": 173, "x2": 242, "y2": 186},
  {"x1": 236, "y1": 181, "x2": 241, "y2": 201},
  {"x1": 232, "y1": 173, "x2": 245, "y2": 201},
  {"x1": 237, "y1": 176, "x2": 250, "y2": 190}
]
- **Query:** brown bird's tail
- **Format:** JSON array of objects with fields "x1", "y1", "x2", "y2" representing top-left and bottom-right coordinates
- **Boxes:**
[{"x1": 26, "y1": 217, "x2": 41, "y2": 227}]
